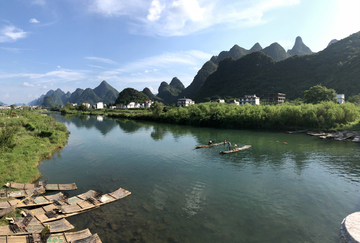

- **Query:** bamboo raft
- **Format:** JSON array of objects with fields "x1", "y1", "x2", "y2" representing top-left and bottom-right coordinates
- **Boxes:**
[
  {"x1": 4, "y1": 182, "x2": 77, "y2": 191},
  {"x1": 0, "y1": 187, "x2": 46, "y2": 199},
  {"x1": 0, "y1": 218, "x2": 74, "y2": 236},
  {"x1": 0, "y1": 228, "x2": 102, "y2": 243},
  {"x1": 0, "y1": 192, "x2": 66, "y2": 209},
  {"x1": 220, "y1": 145, "x2": 251, "y2": 154},
  {"x1": 195, "y1": 141, "x2": 228, "y2": 148},
  {"x1": 26, "y1": 187, "x2": 131, "y2": 223}
]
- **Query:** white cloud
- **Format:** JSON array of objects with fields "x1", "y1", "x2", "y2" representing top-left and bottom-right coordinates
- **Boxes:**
[
  {"x1": 88, "y1": 0, "x2": 147, "y2": 17},
  {"x1": 85, "y1": 56, "x2": 118, "y2": 65},
  {"x1": 87, "y1": 0, "x2": 299, "y2": 36},
  {"x1": 23, "y1": 82, "x2": 34, "y2": 87},
  {"x1": 110, "y1": 50, "x2": 211, "y2": 74},
  {"x1": 29, "y1": 18, "x2": 40, "y2": 24},
  {"x1": 1, "y1": 47, "x2": 21, "y2": 53},
  {"x1": 0, "y1": 69, "x2": 88, "y2": 84},
  {"x1": 147, "y1": 0, "x2": 165, "y2": 21},
  {"x1": 32, "y1": 0, "x2": 46, "y2": 5},
  {"x1": 5, "y1": 93, "x2": 9, "y2": 98},
  {"x1": 0, "y1": 24, "x2": 28, "y2": 43}
]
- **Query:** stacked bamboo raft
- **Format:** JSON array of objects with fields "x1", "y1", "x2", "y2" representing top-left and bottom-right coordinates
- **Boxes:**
[
  {"x1": 219, "y1": 145, "x2": 252, "y2": 154},
  {"x1": 195, "y1": 141, "x2": 228, "y2": 148},
  {"x1": 0, "y1": 228, "x2": 102, "y2": 243},
  {"x1": 0, "y1": 181, "x2": 77, "y2": 199},
  {"x1": 0, "y1": 218, "x2": 74, "y2": 236},
  {"x1": 0, "y1": 192, "x2": 66, "y2": 209},
  {"x1": 4, "y1": 182, "x2": 77, "y2": 191},
  {"x1": 27, "y1": 187, "x2": 131, "y2": 223},
  {"x1": 0, "y1": 181, "x2": 131, "y2": 242}
]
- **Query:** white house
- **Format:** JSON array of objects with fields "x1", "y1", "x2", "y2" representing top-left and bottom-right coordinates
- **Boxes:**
[
  {"x1": 239, "y1": 95, "x2": 260, "y2": 105},
  {"x1": 96, "y1": 102, "x2": 104, "y2": 109},
  {"x1": 177, "y1": 97, "x2": 195, "y2": 107},
  {"x1": 337, "y1": 94, "x2": 345, "y2": 104},
  {"x1": 229, "y1": 100, "x2": 239, "y2": 105},
  {"x1": 127, "y1": 102, "x2": 135, "y2": 109}
]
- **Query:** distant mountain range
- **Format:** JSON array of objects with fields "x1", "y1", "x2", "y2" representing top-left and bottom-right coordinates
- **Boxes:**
[
  {"x1": 28, "y1": 80, "x2": 119, "y2": 107},
  {"x1": 0, "y1": 101, "x2": 4, "y2": 106},
  {"x1": 28, "y1": 32, "x2": 360, "y2": 107}
]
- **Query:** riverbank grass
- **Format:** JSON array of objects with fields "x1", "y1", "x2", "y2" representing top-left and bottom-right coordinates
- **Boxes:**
[{"x1": 0, "y1": 109, "x2": 69, "y2": 225}]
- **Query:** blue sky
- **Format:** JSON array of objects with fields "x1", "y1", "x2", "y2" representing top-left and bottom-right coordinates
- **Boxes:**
[{"x1": 0, "y1": 0, "x2": 359, "y2": 105}]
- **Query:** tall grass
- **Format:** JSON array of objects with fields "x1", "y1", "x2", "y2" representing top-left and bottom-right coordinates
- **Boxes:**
[{"x1": 0, "y1": 109, "x2": 69, "y2": 187}]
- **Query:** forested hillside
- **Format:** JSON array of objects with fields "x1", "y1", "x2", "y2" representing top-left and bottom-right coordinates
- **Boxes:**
[{"x1": 192, "y1": 31, "x2": 360, "y2": 102}]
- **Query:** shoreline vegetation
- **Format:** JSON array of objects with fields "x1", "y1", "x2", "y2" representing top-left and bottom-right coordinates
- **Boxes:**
[
  {"x1": 59, "y1": 101, "x2": 360, "y2": 132},
  {"x1": 0, "y1": 108, "x2": 70, "y2": 191}
]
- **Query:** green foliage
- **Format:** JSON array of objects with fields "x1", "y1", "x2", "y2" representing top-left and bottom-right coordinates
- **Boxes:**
[
  {"x1": 303, "y1": 85, "x2": 337, "y2": 104},
  {"x1": 0, "y1": 125, "x2": 18, "y2": 151},
  {"x1": 24, "y1": 123, "x2": 35, "y2": 131},
  {"x1": 0, "y1": 109, "x2": 70, "y2": 189},
  {"x1": 106, "y1": 102, "x2": 360, "y2": 131},
  {"x1": 76, "y1": 104, "x2": 89, "y2": 111},
  {"x1": 150, "y1": 101, "x2": 164, "y2": 117},
  {"x1": 115, "y1": 88, "x2": 149, "y2": 105},
  {"x1": 348, "y1": 93, "x2": 360, "y2": 105}
]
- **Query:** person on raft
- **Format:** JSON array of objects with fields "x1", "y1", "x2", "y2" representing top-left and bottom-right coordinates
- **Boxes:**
[
  {"x1": 208, "y1": 140, "x2": 214, "y2": 145},
  {"x1": 228, "y1": 141, "x2": 232, "y2": 150},
  {"x1": 234, "y1": 144, "x2": 237, "y2": 150}
]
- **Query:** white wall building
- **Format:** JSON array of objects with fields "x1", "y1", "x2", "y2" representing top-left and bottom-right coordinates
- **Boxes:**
[
  {"x1": 239, "y1": 95, "x2": 260, "y2": 105},
  {"x1": 337, "y1": 94, "x2": 345, "y2": 104},
  {"x1": 177, "y1": 98, "x2": 195, "y2": 107},
  {"x1": 127, "y1": 102, "x2": 135, "y2": 109},
  {"x1": 96, "y1": 102, "x2": 104, "y2": 109}
]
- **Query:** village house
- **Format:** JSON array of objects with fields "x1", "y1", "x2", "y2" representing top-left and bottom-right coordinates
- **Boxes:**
[
  {"x1": 82, "y1": 103, "x2": 90, "y2": 109},
  {"x1": 96, "y1": 102, "x2": 104, "y2": 109},
  {"x1": 228, "y1": 100, "x2": 239, "y2": 105},
  {"x1": 263, "y1": 93, "x2": 286, "y2": 105},
  {"x1": 177, "y1": 97, "x2": 195, "y2": 107},
  {"x1": 239, "y1": 95, "x2": 260, "y2": 105},
  {"x1": 337, "y1": 94, "x2": 345, "y2": 104}
]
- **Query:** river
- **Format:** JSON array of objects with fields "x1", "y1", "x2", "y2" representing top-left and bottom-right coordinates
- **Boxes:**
[{"x1": 39, "y1": 113, "x2": 360, "y2": 242}]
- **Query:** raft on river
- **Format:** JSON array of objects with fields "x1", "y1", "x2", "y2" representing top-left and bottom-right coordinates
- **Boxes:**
[
  {"x1": 4, "y1": 182, "x2": 77, "y2": 191},
  {"x1": 195, "y1": 141, "x2": 228, "y2": 148},
  {"x1": 220, "y1": 145, "x2": 251, "y2": 154},
  {"x1": 0, "y1": 192, "x2": 68, "y2": 209},
  {"x1": 26, "y1": 187, "x2": 131, "y2": 223},
  {"x1": 0, "y1": 218, "x2": 74, "y2": 236},
  {"x1": 0, "y1": 187, "x2": 46, "y2": 199},
  {"x1": 0, "y1": 228, "x2": 102, "y2": 243}
]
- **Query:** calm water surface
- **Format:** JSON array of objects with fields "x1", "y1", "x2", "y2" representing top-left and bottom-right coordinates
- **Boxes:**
[{"x1": 40, "y1": 113, "x2": 360, "y2": 243}]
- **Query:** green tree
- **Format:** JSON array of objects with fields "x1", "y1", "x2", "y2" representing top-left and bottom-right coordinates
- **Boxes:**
[
  {"x1": 303, "y1": 85, "x2": 337, "y2": 104},
  {"x1": 150, "y1": 101, "x2": 163, "y2": 117},
  {"x1": 348, "y1": 93, "x2": 360, "y2": 105}
]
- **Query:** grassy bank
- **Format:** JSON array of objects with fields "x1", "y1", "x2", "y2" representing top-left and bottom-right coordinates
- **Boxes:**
[
  {"x1": 0, "y1": 109, "x2": 69, "y2": 187},
  {"x1": 61, "y1": 101, "x2": 360, "y2": 131}
]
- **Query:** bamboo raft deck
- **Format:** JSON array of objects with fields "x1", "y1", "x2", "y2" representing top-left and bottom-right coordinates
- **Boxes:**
[
  {"x1": 26, "y1": 187, "x2": 131, "y2": 223},
  {"x1": 0, "y1": 187, "x2": 46, "y2": 199},
  {"x1": 0, "y1": 218, "x2": 74, "y2": 236},
  {"x1": 0, "y1": 228, "x2": 102, "y2": 243},
  {"x1": 0, "y1": 192, "x2": 65, "y2": 209},
  {"x1": 195, "y1": 142, "x2": 228, "y2": 148},
  {"x1": 220, "y1": 145, "x2": 251, "y2": 154},
  {"x1": 4, "y1": 182, "x2": 77, "y2": 191}
]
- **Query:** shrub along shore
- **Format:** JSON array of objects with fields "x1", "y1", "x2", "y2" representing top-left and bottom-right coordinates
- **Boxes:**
[
  {"x1": 61, "y1": 101, "x2": 360, "y2": 131},
  {"x1": 0, "y1": 108, "x2": 70, "y2": 187}
]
